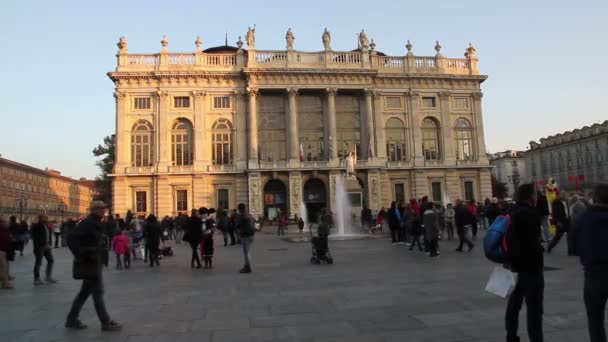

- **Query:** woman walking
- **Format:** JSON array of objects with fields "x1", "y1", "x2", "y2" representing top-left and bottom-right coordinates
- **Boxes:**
[
  {"x1": 185, "y1": 209, "x2": 203, "y2": 268},
  {"x1": 145, "y1": 215, "x2": 162, "y2": 267}
]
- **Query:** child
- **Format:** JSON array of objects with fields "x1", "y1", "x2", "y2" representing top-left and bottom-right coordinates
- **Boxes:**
[
  {"x1": 200, "y1": 208, "x2": 215, "y2": 269},
  {"x1": 112, "y1": 229, "x2": 130, "y2": 270}
]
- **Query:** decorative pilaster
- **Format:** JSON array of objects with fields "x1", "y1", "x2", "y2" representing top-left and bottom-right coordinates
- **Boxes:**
[
  {"x1": 235, "y1": 90, "x2": 247, "y2": 170},
  {"x1": 286, "y1": 88, "x2": 299, "y2": 165},
  {"x1": 438, "y1": 91, "x2": 455, "y2": 164},
  {"x1": 192, "y1": 90, "x2": 207, "y2": 170},
  {"x1": 247, "y1": 172, "x2": 262, "y2": 216},
  {"x1": 114, "y1": 91, "x2": 128, "y2": 173},
  {"x1": 288, "y1": 172, "x2": 302, "y2": 218},
  {"x1": 472, "y1": 92, "x2": 489, "y2": 165},
  {"x1": 363, "y1": 89, "x2": 375, "y2": 160},
  {"x1": 157, "y1": 91, "x2": 170, "y2": 172},
  {"x1": 367, "y1": 170, "x2": 380, "y2": 211},
  {"x1": 325, "y1": 88, "x2": 338, "y2": 162},
  {"x1": 372, "y1": 91, "x2": 386, "y2": 159},
  {"x1": 407, "y1": 91, "x2": 424, "y2": 165},
  {"x1": 247, "y1": 88, "x2": 259, "y2": 168}
]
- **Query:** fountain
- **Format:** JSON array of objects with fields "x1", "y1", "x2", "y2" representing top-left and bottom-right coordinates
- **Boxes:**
[
  {"x1": 298, "y1": 201, "x2": 310, "y2": 232},
  {"x1": 333, "y1": 173, "x2": 352, "y2": 236}
]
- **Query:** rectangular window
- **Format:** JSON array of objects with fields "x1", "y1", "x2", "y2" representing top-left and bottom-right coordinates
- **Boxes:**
[
  {"x1": 422, "y1": 97, "x2": 436, "y2": 108},
  {"x1": 464, "y1": 181, "x2": 474, "y2": 202},
  {"x1": 134, "y1": 97, "x2": 151, "y2": 109},
  {"x1": 454, "y1": 97, "x2": 468, "y2": 109},
  {"x1": 387, "y1": 142, "x2": 407, "y2": 162},
  {"x1": 394, "y1": 183, "x2": 405, "y2": 204},
  {"x1": 213, "y1": 96, "x2": 231, "y2": 109},
  {"x1": 176, "y1": 189, "x2": 188, "y2": 213},
  {"x1": 347, "y1": 193, "x2": 362, "y2": 207},
  {"x1": 217, "y1": 188, "x2": 229, "y2": 210},
  {"x1": 384, "y1": 96, "x2": 402, "y2": 109},
  {"x1": 431, "y1": 182, "x2": 442, "y2": 202},
  {"x1": 174, "y1": 96, "x2": 190, "y2": 108},
  {"x1": 135, "y1": 191, "x2": 147, "y2": 214}
]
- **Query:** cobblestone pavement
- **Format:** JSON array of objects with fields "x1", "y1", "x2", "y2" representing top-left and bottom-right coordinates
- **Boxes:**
[{"x1": 0, "y1": 227, "x2": 591, "y2": 342}]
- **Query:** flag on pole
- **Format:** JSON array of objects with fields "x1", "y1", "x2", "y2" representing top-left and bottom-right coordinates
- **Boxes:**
[{"x1": 299, "y1": 143, "x2": 304, "y2": 161}]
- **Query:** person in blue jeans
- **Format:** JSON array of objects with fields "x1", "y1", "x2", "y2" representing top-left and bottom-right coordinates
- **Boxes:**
[
  {"x1": 571, "y1": 183, "x2": 608, "y2": 342},
  {"x1": 236, "y1": 203, "x2": 256, "y2": 274}
]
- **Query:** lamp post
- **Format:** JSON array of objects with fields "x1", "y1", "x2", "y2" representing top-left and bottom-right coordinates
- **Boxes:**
[{"x1": 16, "y1": 196, "x2": 28, "y2": 221}]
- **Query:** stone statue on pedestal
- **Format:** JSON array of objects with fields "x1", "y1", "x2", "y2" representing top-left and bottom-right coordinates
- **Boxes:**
[
  {"x1": 322, "y1": 28, "x2": 331, "y2": 50},
  {"x1": 344, "y1": 152, "x2": 355, "y2": 178},
  {"x1": 246, "y1": 25, "x2": 256, "y2": 48},
  {"x1": 359, "y1": 30, "x2": 369, "y2": 50},
  {"x1": 286, "y1": 28, "x2": 295, "y2": 50}
]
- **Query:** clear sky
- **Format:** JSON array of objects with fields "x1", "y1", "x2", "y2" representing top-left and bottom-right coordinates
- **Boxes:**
[{"x1": 1, "y1": 0, "x2": 606, "y2": 179}]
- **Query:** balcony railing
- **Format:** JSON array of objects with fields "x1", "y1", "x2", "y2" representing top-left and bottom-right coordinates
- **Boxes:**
[
  {"x1": 208, "y1": 164, "x2": 236, "y2": 172},
  {"x1": 259, "y1": 161, "x2": 289, "y2": 169},
  {"x1": 168, "y1": 165, "x2": 193, "y2": 173},
  {"x1": 115, "y1": 48, "x2": 479, "y2": 75},
  {"x1": 125, "y1": 166, "x2": 154, "y2": 174}
]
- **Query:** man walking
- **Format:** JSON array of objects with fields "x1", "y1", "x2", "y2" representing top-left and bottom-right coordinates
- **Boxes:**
[
  {"x1": 505, "y1": 183, "x2": 544, "y2": 342},
  {"x1": 547, "y1": 193, "x2": 572, "y2": 255},
  {"x1": 31, "y1": 215, "x2": 57, "y2": 286},
  {"x1": 65, "y1": 201, "x2": 121, "y2": 331},
  {"x1": 454, "y1": 200, "x2": 474, "y2": 252},
  {"x1": 571, "y1": 184, "x2": 608, "y2": 342},
  {"x1": 236, "y1": 203, "x2": 255, "y2": 273}
]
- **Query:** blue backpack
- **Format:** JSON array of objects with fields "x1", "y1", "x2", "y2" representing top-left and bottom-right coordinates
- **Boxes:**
[{"x1": 483, "y1": 214, "x2": 511, "y2": 263}]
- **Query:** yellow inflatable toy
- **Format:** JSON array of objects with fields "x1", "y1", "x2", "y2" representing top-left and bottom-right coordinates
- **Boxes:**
[{"x1": 545, "y1": 178, "x2": 559, "y2": 236}]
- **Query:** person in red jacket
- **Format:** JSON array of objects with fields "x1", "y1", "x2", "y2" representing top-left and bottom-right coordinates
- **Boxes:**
[{"x1": 0, "y1": 216, "x2": 14, "y2": 289}]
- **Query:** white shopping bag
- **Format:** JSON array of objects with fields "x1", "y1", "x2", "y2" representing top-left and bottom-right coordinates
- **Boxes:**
[{"x1": 485, "y1": 266, "x2": 518, "y2": 298}]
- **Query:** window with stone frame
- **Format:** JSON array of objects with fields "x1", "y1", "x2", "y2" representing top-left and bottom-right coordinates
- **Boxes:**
[
  {"x1": 133, "y1": 97, "x2": 151, "y2": 110},
  {"x1": 174, "y1": 96, "x2": 190, "y2": 108},
  {"x1": 336, "y1": 95, "x2": 361, "y2": 160},
  {"x1": 258, "y1": 95, "x2": 286, "y2": 162},
  {"x1": 422, "y1": 117, "x2": 441, "y2": 161},
  {"x1": 135, "y1": 191, "x2": 147, "y2": 215},
  {"x1": 171, "y1": 118, "x2": 193, "y2": 166},
  {"x1": 455, "y1": 118, "x2": 474, "y2": 160},
  {"x1": 176, "y1": 189, "x2": 188, "y2": 214},
  {"x1": 431, "y1": 182, "x2": 442, "y2": 202},
  {"x1": 421, "y1": 96, "x2": 437, "y2": 108},
  {"x1": 464, "y1": 180, "x2": 474, "y2": 202},
  {"x1": 453, "y1": 97, "x2": 468, "y2": 110},
  {"x1": 211, "y1": 119, "x2": 233, "y2": 165},
  {"x1": 385, "y1": 117, "x2": 407, "y2": 162},
  {"x1": 384, "y1": 96, "x2": 402, "y2": 110},
  {"x1": 131, "y1": 120, "x2": 154, "y2": 167},
  {"x1": 298, "y1": 95, "x2": 324, "y2": 161},
  {"x1": 213, "y1": 96, "x2": 231, "y2": 109}
]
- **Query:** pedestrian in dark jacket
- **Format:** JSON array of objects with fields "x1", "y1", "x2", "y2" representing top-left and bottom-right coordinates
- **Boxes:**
[
  {"x1": 144, "y1": 214, "x2": 162, "y2": 267},
  {"x1": 185, "y1": 209, "x2": 203, "y2": 268},
  {"x1": 216, "y1": 209, "x2": 231, "y2": 246},
  {"x1": 387, "y1": 202, "x2": 402, "y2": 245},
  {"x1": 65, "y1": 201, "x2": 121, "y2": 331},
  {"x1": 422, "y1": 203, "x2": 440, "y2": 257},
  {"x1": 8, "y1": 216, "x2": 24, "y2": 257},
  {"x1": 454, "y1": 200, "x2": 474, "y2": 252},
  {"x1": 571, "y1": 183, "x2": 608, "y2": 342},
  {"x1": 504, "y1": 183, "x2": 544, "y2": 342},
  {"x1": 31, "y1": 215, "x2": 57, "y2": 285},
  {"x1": 547, "y1": 193, "x2": 573, "y2": 255},
  {"x1": 0, "y1": 216, "x2": 14, "y2": 289},
  {"x1": 201, "y1": 208, "x2": 216, "y2": 269},
  {"x1": 236, "y1": 203, "x2": 256, "y2": 273}
]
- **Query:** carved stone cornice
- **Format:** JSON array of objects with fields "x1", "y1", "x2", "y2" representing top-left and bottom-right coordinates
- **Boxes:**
[
  {"x1": 363, "y1": 88, "x2": 374, "y2": 97},
  {"x1": 246, "y1": 87, "x2": 259, "y2": 96},
  {"x1": 156, "y1": 91, "x2": 169, "y2": 98},
  {"x1": 191, "y1": 90, "x2": 207, "y2": 97},
  {"x1": 325, "y1": 88, "x2": 338, "y2": 96},
  {"x1": 113, "y1": 91, "x2": 127, "y2": 100},
  {"x1": 472, "y1": 92, "x2": 483, "y2": 100},
  {"x1": 286, "y1": 88, "x2": 299, "y2": 97},
  {"x1": 233, "y1": 89, "x2": 246, "y2": 97},
  {"x1": 438, "y1": 91, "x2": 451, "y2": 100}
]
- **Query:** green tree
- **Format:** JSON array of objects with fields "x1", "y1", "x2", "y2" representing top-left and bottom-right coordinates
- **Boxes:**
[
  {"x1": 92, "y1": 134, "x2": 115, "y2": 205},
  {"x1": 491, "y1": 174, "x2": 509, "y2": 199}
]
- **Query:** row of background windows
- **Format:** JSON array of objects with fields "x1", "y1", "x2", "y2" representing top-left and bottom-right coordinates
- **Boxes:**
[
  {"x1": 393, "y1": 180, "x2": 474, "y2": 204},
  {"x1": 132, "y1": 96, "x2": 232, "y2": 110},
  {"x1": 133, "y1": 189, "x2": 229, "y2": 216}
]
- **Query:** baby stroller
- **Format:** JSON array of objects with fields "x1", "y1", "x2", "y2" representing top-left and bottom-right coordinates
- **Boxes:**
[{"x1": 309, "y1": 228, "x2": 333, "y2": 265}]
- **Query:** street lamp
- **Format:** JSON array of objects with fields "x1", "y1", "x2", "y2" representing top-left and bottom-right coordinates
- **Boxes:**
[{"x1": 16, "y1": 196, "x2": 28, "y2": 221}]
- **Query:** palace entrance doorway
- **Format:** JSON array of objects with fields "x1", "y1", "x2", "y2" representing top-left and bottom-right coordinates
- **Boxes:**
[{"x1": 303, "y1": 178, "x2": 327, "y2": 223}]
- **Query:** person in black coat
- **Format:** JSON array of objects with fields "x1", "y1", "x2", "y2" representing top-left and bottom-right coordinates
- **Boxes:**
[
  {"x1": 66, "y1": 201, "x2": 121, "y2": 331},
  {"x1": 387, "y1": 202, "x2": 401, "y2": 245},
  {"x1": 547, "y1": 194, "x2": 573, "y2": 255},
  {"x1": 185, "y1": 209, "x2": 203, "y2": 268},
  {"x1": 30, "y1": 215, "x2": 56, "y2": 285},
  {"x1": 454, "y1": 200, "x2": 474, "y2": 252},
  {"x1": 144, "y1": 214, "x2": 162, "y2": 267}
]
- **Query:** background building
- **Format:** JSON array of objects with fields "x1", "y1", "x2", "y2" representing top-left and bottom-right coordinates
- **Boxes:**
[
  {"x1": 490, "y1": 150, "x2": 525, "y2": 198},
  {"x1": 0, "y1": 156, "x2": 96, "y2": 223},
  {"x1": 108, "y1": 30, "x2": 492, "y2": 220},
  {"x1": 524, "y1": 121, "x2": 608, "y2": 193}
]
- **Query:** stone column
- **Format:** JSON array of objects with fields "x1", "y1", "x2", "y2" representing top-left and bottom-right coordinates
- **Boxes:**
[
  {"x1": 288, "y1": 172, "x2": 302, "y2": 218},
  {"x1": 472, "y1": 92, "x2": 489, "y2": 165},
  {"x1": 407, "y1": 91, "x2": 424, "y2": 165},
  {"x1": 439, "y1": 92, "x2": 455, "y2": 165},
  {"x1": 235, "y1": 90, "x2": 247, "y2": 171},
  {"x1": 325, "y1": 88, "x2": 338, "y2": 162},
  {"x1": 286, "y1": 88, "x2": 299, "y2": 164},
  {"x1": 114, "y1": 91, "x2": 128, "y2": 174},
  {"x1": 157, "y1": 91, "x2": 170, "y2": 172},
  {"x1": 247, "y1": 88, "x2": 259, "y2": 168},
  {"x1": 363, "y1": 89, "x2": 375, "y2": 160},
  {"x1": 193, "y1": 90, "x2": 207, "y2": 171},
  {"x1": 373, "y1": 91, "x2": 386, "y2": 159}
]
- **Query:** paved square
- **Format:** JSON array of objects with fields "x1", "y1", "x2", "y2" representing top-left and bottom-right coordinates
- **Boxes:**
[{"x1": 0, "y1": 229, "x2": 591, "y2": 342}]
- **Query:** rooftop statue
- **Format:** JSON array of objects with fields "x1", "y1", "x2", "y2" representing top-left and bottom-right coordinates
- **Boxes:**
[
  {"x1": 359, "y1": 30, "x2": 369, "y2": 50},
  {"x1": 286, "y1": 28, "x2": 295, "y2": 50},
  {"x1": 322, "y1": 28, "x2": 331, "y2": 50},
  {"x1": 246, "y1": 25, "x2": 256, "y2": 48}
]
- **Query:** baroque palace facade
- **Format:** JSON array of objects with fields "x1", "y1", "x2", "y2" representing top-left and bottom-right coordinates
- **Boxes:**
[
  {"x1": 108, "y1": 28, "x2": 491, "y2": 219},
  {"x1": 0, "y1": 156, "x2": 96, "y2": 223}
]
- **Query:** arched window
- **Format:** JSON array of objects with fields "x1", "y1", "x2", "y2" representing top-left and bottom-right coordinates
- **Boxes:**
[
  {"x1": 212, "y1": 119, "x2": 233, "y2": 165},
  {"x1": 385, "y1": 118, "x2": 407, "y2": 162},
  {"x1": 171, "y1": 118, "x2": 193, "y2": 166},
  {"x1": 455, "y1": 118, "x2": 474, "y2": 160},
  {"x1": 131, "y1": 120, "x2": 153, "y2": 167},
  {"x1": 422, "y1": 117, "x2": 440, "y2": 161}
]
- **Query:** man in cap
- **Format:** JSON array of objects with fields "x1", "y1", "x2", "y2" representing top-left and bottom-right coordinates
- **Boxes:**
[{"x1": 65, "y1": 201, "x2": 121, "y2": 331}]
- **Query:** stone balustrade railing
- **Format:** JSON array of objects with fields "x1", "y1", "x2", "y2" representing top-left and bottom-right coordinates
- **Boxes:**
[{"x1": 116, "y1": 49, "x2": 479, "y2": 75}]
